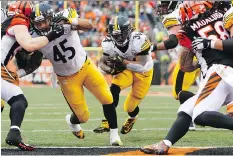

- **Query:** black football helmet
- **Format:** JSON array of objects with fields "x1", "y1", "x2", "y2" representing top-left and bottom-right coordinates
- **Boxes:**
[
  {"x1": 30, "y1": 2, "x2": 54, "y2": 35},
  {"x1": 108, "y1": 16, "x2": 133, "y2": 47}
]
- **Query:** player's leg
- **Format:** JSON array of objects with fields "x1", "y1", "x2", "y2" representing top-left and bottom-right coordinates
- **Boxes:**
[
  {"x1": 193, "y1": 71, "x2": 233, "y2": 130},
  {"x1": 1, "y1": 78, "x2": 34, "y2": 151},
  {"x1": 140, "y1": 94, "x2": 197, "y2": 154},
  {"x1": 93, "y1": 69, "x2": 133, "y2": 133},
  {"x1": 172, "y1": 60, "x2": 199, "y2": 103},
  {"x1": 83, "y1": 59, "x2": 122, "y2": 146},
  {"x1": 226, "y1": 103, "x2": 233, "y2": 117},
  {"x1": 57, "y1": 69, "x2": 88, "y2": 139},
  {"x1": 172, "y1": 60, "x2": 199, "y2": 130},
  {"x1": 1, "y1": 99, "x2": 5, "y2": 112},
  {"x1": 121, "y1": 69, "x2": 153, "y2": 134}
]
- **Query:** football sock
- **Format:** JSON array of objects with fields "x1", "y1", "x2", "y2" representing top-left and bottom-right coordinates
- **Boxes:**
[
  {"x1": 178, "y1": 91, "x2": 195, "y2": 104},
  {"x1": 66, "y1": 115, "x2": 82, "y2": 132},
  {"x1": 70, "y1": 113, "x2": 80, "y2": 124},
  {"x1": 103, "y1": 104, "x2": 118, "y2": 129},
  {"x1": 194, "y1": 111, "x2": 233, "y2": 130},
  {"x1": 110, "y1": 84, "x2": 121, "y2": 108},
  {"x1": 165, "y1": 111, "x2": 191, "y2": 145},
  {"x1": 9, "y1": 99, "x2": 27, "y2": 128},
  {"x1": 163, "y1": 140, "x2": 172, "y2": 147},
  {"x1": 128, "y1": 106, "x2": 139, "y2": 118}
]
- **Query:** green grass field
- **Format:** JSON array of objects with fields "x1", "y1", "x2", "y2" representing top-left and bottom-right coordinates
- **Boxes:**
[{"x1": 1, "y1": 86, "x2": 233, "y2": 148}]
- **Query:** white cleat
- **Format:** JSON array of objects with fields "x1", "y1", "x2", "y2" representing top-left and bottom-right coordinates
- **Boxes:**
[
  {"x1": 189, "y1": 121, "x2": 196, "y2": 131},
  {"x1": 110, "y1": 134, "x2": 123, "y2": 146}
]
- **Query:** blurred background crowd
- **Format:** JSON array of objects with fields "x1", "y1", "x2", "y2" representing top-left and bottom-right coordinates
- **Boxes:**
[{"x1": 1, "y1": 1, "x2": 181, "y2": 85}]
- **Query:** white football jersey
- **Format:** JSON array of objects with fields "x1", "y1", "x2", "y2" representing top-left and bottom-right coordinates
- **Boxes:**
[
  {"x1": 102, "y1": 32, "x2": 153, "y2": 73},
  {"x1": 32, "y1": 24, "x2": 87, "y2": 76}
]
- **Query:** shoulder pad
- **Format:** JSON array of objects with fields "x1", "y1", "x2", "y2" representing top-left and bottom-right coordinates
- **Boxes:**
[
  {"x1": 132, "y1": 32, "x2": 151, "y2": 53},
  {"x1": 162, "y1": 9, "x2": 181, "y2": 29},
  {"x1": 101, "y1": 36, "x2": 113, "y2": 52}
]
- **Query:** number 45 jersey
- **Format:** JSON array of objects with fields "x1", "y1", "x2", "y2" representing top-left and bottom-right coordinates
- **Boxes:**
[
  {"x1": 177, "y1": 2, "x2": 233, "y2": 73},
  {"x1": 32, "y1": 24, "x2": 87, "y2": 76}
]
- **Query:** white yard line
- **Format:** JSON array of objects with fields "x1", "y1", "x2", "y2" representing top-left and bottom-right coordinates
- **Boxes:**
[
  {"x1": 1, "y1": 128, "x2": 228, "y2": 133},
  {"x1": 1, "y1": 117, "x2": 176, "y2": 122}
]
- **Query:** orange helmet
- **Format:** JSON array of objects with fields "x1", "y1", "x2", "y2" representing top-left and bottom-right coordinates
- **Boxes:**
[
  {"x1": 179, "y1": 1, "x2": 213, "y2": 24},
  {"x1": 7, "y1": 1, "x2": 33, "y2": 17}
]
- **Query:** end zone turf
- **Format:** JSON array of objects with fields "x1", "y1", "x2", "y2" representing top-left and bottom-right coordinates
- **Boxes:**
[{"x1": 2, "y1": 147, "x2": 233, "y2": 155}]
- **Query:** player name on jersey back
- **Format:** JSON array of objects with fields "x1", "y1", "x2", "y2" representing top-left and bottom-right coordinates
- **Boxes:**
[{"x1": 190, "y1": 12, "x2": 224, "y2": 31}]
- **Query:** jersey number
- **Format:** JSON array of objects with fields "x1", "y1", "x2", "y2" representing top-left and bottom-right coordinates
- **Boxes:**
[
  {"x1": 53, "y1": 39, "x2": 75, "y2": 63},
  {"x1": 197, "y1": 21, "x2": 229, "y2": 40}
]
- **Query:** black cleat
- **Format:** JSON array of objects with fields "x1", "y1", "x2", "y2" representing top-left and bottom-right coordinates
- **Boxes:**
[{"x1": 5, "y1": 128, "x2": 34, "y2": 151}]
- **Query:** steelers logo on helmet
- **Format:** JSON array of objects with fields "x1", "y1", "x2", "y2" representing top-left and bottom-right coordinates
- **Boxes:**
[
  {"x1": 30, "y1": 2, "x2": 54, "y2": 36},
  {"x1": 108, "y1": 16, "x2": 133, "y2": 47},
  {"x1": 223, "y1": 7, "x2": 233, "y2": 30}
]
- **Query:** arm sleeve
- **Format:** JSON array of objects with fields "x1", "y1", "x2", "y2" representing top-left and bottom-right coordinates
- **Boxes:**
[
  {"x1": 222, "y1": 38, "x2": 233, "y2": 54},
  {"x1": 126, "y1": 55, "x2": 153, "y2": 73}
]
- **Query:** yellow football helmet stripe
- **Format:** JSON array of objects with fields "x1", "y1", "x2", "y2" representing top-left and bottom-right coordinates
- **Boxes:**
[
  {"x1": 114, "y1": 16, "x2": 118, "y2": 31},
  {"x1": 36, "y1": 3, "x2": 40, "y2": 17}
]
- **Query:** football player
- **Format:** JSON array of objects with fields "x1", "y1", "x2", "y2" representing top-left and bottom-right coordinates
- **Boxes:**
[
  {"x1": 154, "y1": 4, "x2": 199, "y2": 130},
  {"x1": 93, "y1": 16, "x2": 154, "y2": 135},
  {"x1": 192, "y1": 6, "x2": 233, "y2": 117},
  {"x1": 1, "y1": 2, "x2": 43, "y2": 113},
  {"x1": 141, "y1": 1, "x2": 233, "y2": 154},
  {"x1": 1, "y1": 1, "x2": 64, "y2": 151},
  {"x1": 30, "y1": 3, "x2": 122, "y2": 146}
]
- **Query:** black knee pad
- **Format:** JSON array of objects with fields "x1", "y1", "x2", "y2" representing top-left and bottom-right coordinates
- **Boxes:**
[
  {"x1": 8, "y1": 94, "x2": 28, "y2": 109},
  {"x1": 178, "y1": 91, "x2": 195, "y2": 104},
  {"x1": 110, "y1": 84, "x2": 121, "y2": 108}
]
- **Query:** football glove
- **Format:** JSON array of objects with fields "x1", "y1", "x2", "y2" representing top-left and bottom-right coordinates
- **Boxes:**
[
  {"x1": 46, "y1": 24, "x2": 65, "y2": 42},
  {"x1": 109, "y1": 54, "x2": 125, "y2": 66},
  {"x1": 192, "y1": 37, "x2": 211, "y2": 53}
]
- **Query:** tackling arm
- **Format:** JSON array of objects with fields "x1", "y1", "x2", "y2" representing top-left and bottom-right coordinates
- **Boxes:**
[
  {"x1": 179, "y1": 46, "x2": 199, "y2": 72},
  {"x1": 153, "y1": 34, "x2": 178, "y2": 51},
  {"x1": 14, "y1": 25, "x2": 50, "y2": 52}
]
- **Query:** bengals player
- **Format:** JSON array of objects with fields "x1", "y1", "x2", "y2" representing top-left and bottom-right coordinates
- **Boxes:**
[
  {"x1": 192, "y1": 6, "x2": 233, "y2": 117},
  {"x1": 1, "y1": 1, "x2": 64, "y2": 151},
  {"x1": 141, "y1": 1, "x2": 233, "y2": 154}
]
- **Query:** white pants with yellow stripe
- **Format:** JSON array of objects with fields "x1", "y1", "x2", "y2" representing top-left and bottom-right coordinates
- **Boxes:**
[{"x1": 178, "y1": 65, "x2": 233, "y2": 121}]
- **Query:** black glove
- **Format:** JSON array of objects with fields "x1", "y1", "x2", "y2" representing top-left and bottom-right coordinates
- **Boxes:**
[
  {"x1": 192, "y1": 37, "x2": 211, "y2": 52},
  {"x1": 46, "y1": 24, "x2": 64, "y2": 42},
  {"x1": 52, "y1": 14, "x2": 69, "y2": 24},
  {"x1": 109, "y1": 54, "x2": 125, "y2": 66}
]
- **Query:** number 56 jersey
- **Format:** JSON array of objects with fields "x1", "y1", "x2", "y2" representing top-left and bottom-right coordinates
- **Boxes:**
[{"x1": 32, "y1": 24, "x2": 87, "y2": 76}]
